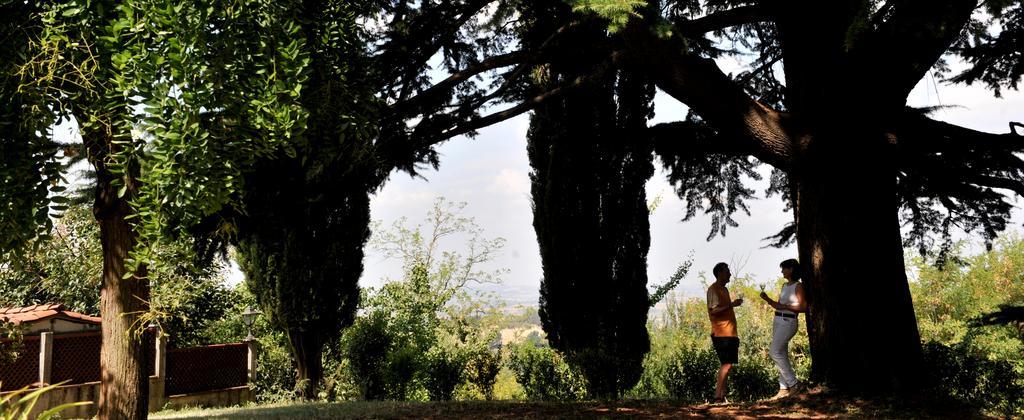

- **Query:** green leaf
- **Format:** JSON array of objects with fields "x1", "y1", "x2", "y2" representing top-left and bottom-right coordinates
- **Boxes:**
[{"x1": 61, "y1": 7, "x2": 83, "y2": 17}]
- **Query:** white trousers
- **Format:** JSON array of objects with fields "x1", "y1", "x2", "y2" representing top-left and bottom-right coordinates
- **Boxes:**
[{"x1": 769, "y1": 316, "x2": 799, "y2": 389}]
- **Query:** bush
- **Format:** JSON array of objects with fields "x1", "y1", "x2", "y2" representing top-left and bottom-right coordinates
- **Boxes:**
[
  {"x1": 340, "y1": 312, "x2": 392, "y2": 400},
  {"x1": 466, "y1": 348, "x2": 502, "y2": 400},
  {"x1": 423, "y1": 346, "x2": 466, "y2": 401},
  {"x1": 729, "y1": 359, "x2": 777, "y2": 401},
  {"x1": 385, "y1": 343, "x2": 423, "y2": 400},
  {"x1": 0, "y1": 321, "x2": 24, "y2": 366},
  {"x1": 320, "y1": 354, "x2": 360, "y2": 402},
  {"x1": 663, "y1": 347, "x2": 718, "y2": 402},
  {"x1": 493, "y1": 366, "x2": 526, "y2": 400},
  {"x1": 922, "y1": 341, "x2": 1024, "y2": 416},
  {"x1": 252, "y1": 330, "x2": 299, "y2": 403},
  {"x1": 507, "y1": 343, "x2": 586, "y2": 401}
]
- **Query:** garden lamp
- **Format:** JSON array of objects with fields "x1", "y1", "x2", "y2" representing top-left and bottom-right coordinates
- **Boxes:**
[{"x1": 242, "y1": 306, "x2": 261, "y2": 341}]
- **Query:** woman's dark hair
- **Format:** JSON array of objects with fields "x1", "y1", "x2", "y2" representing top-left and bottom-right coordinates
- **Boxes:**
[{"x1": 780, "y1": 259, "x2": 802, "y2": 281}]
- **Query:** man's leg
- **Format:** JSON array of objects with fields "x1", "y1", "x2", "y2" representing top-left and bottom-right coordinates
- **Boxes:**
[{"x1": 715, "y1": 363, "x2": 732, "y2": 399}]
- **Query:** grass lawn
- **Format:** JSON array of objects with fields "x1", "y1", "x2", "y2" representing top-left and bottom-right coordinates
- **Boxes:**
[{"x1": 149, "y1": 387, "x2": 995, "y2": 419}]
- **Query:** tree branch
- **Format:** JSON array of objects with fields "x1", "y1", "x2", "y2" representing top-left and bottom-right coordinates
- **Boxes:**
[
  {"x1": 373, "y1": 0, "x2": 496, "y2": 100},
  {"x1": 673, "y1": 5, "x2": 771, "y2": 37},
  {"x1": 420, "y1": 70, "x2": 600, "y2": 147},
  {"x1": 851, "y1": 0, "x2": 977, "y2": 101},
  {"x1": 624, "y1": 25, "x2": 793, "y2": 168},
  {"x1": 648, "y1": 121, "x2": 758, "y2": 157},
  {"x1": 967, "y1": 175, "x2": 1024, "y2": 196},
  {"x1": 894, "y1": 111, "x2": 1024, "y2": 152},
  {"x1": 389, "y1": 50, "x2": 533, "y2": 117}
]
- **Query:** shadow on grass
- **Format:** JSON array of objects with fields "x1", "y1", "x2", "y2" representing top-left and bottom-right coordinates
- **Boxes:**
[{"x1": 150, "y1": 388, "x2": 995, "y2": 419}]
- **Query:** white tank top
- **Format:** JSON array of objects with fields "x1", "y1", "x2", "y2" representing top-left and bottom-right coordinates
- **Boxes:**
[{"x1": 778, "y1": 282, "x2": 800, "y2": 315}]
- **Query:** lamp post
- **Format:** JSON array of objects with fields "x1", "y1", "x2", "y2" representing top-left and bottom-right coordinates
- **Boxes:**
[
  {"x1": 242, "y1": 306, "x2": 261, "y2": 341},
  {"x1": 241, "y1": 306, "x2": 261, "y2": 384}
]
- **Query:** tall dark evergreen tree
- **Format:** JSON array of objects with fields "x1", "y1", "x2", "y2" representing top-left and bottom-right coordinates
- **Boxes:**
[
  {"x1": 524, "y1": 2, "x2": 656, "y2": 398},
  {"x1": 223, "y1": 1, "x2": 385, "y2": 399},
  {"x1": 214, "y1": 0, "x2": 548, "y2": 398}
]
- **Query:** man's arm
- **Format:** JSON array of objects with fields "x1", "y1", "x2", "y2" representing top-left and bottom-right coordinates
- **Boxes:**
[
  {"x1": 709, "y1": 299, "x2": 742, "y2": 315},
  {"x1": 708, "y1": 287, "x2": 742, "y2": 314}
]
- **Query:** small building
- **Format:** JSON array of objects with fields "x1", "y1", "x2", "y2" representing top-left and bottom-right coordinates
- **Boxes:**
[
  {"x1": 0, "y1": 304, "x2": 101, "y2": 335},
  {"x1": 0, "y1": 303, "x2": 254, "y2": 417}
]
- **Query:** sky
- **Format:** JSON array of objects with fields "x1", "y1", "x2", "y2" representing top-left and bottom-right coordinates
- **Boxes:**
[{"x1": 353, "y1": 62, "x2": 1024, "y2": 307}]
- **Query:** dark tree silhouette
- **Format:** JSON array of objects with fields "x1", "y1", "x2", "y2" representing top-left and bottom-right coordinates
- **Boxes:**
[
  {"x1": 523, "y1": 1, "x2": 657, "y2": 399},
  {"x1": 206, "y1": 0, "x2": 553, "y2": 398},
  {"x1": 588, "y1": 0, "x2": 1024, "y2": 393}
]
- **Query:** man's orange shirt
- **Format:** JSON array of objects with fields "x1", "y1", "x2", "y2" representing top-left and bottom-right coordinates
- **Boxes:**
[{"x1": 707, "y1": 283, "x2": 737, "y2": 337}]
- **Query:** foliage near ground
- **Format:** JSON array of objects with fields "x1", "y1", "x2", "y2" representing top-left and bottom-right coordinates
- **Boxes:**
[
  {"x1": 211, "y1": 236, "x2": 1024, "y2": 416},
  {"x1": 5, "y1": 200, "x2": 1024, "y2": 417}
]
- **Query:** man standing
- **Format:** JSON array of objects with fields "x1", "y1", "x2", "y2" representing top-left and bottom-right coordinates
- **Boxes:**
[{"x1": 707, "y1": 262, "x2": 742, "y2": 403}]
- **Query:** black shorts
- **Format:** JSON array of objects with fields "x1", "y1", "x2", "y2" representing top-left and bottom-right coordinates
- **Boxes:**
[{"x1": 711, "y1": 335, "x2": 739, "y2": 365}]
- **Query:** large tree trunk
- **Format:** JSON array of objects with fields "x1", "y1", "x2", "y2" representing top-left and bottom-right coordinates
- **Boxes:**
[
  {"x1": 95, "y1": 181, "x2": 150, "y2": 419},
  {"x1": 288, "y1": 329, "x2": 323, "y2": 400},
  {"x1": 792, "y1": 128, "x2": 922, "y2": 393}
]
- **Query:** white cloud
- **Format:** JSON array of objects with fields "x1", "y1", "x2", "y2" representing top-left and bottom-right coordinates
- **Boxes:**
[{"x1": 486, "y1": 169, "x2": 530, "y2": 196}]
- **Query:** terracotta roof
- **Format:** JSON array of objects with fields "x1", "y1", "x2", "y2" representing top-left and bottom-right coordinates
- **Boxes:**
[{"x1": 0, "y1": 304, "x2": 101, "y2": 325}]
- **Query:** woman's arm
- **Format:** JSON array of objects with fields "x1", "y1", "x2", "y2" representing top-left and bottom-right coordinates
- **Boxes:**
[{"x1": 761, "y1": 284, "x2": 808, "y2": 313}]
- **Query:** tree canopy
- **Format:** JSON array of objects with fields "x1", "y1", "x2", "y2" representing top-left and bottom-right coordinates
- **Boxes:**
[
  {"x1": 567, "y1": 0, "x2": 1024, "y2": 392},
  {"x1": 2, "y1": 0, "x2": 1023, "y2": 411}
]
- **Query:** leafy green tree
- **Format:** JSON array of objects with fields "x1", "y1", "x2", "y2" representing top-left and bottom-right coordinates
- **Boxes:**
[
  {"x1": 568, "y1": 0, "x2": 1024, "y2": 393},
  {"x1": 0, "y1": 204, "x2": 102, "y2": 313},
  {"x1": 341, "y1": 198, "x2": 506, "y2": 401},
  {"x1": 0, "y1": 1, "x2": 61, "y2": 262},
  {"x1": 912, "y1": 237, "x2": 1024, "y2": 361},
  {"x1": 0, "y1": 321, "x2": 24, "y2": 367},
  {"x1": 4, "y1": 1, "x2": 308, "y2": 416}
]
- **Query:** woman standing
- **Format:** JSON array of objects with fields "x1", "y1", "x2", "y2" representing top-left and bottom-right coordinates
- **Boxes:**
[{"x1": 759, "y1": 258, "x2": 807, "y2": 399}]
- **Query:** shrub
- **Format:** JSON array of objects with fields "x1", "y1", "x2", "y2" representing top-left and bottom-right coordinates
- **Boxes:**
[
  {"x1": 663, "y1": 347, "x2": 718, "y2": 402},
  {"x1": 423, "y1": 346, "x2": 466, "y2": 401},
  {"x1": 729, "y1": 359, "x2": 776, "y2": 401},
  {"x1": 466, "y1": 348, "x2": 502, "y2": 400},
  {"x1": 507, "y1": 342, "x2": 586, "y2": 401},
  {"x1": 252, "y1": 331, "x2": 299, "y2": 403},
  {"x1": 0, "y1": 321, "x2": 24, "y2": 366},
  {"x1": 385, "y1": 343, "x2": 422, "y2": 400},
  {"x1": 340, "y1": 312, "x2": 392, "y2": 400},
  {"x1": 493, "y1": 366, "x2": 526, "y2": 400},
  {"x1": 922, "y1": 341, "x2": 1024, "y2": 416}
]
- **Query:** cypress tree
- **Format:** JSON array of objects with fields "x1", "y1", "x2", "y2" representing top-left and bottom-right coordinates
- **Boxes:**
[{"x1": 525, "y1": 2, "x2": 655, "y2": 398}]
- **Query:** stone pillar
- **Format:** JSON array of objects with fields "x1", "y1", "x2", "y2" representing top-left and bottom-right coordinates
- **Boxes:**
[
  {"x1": 246, "y1": 339, "x2": 258, "y2": 383},
  {"x1": 149, "y1": 330, "x2": 168, "y2": 412},
  {"x1": 38, "y1": 331, "x2": 53, "y2": 385}
]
